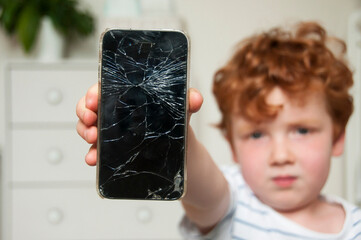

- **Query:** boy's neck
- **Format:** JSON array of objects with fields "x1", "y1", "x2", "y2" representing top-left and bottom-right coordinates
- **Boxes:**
[{"x1": 276, "y1": 196, "x2": 345, "y2": 234}]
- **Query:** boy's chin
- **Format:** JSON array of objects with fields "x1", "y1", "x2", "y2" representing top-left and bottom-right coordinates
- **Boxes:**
[{"x1": 259, "y1": 193, "x2": 317, "y2": 214}]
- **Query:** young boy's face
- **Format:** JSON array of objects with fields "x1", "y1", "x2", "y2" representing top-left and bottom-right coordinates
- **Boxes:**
[{"x1": 230, "y1": 87, "x2": 345, "y2": 213}]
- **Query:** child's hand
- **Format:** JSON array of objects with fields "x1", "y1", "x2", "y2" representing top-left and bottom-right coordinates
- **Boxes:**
[
  {"x1": 188, "y1": 88, "x2": 204, "y2": 122},
  {"x1": 76, "y1": 84, "x2": 203, "y2": 166},
  {"x1": 76, "y1": 84, "x2": 98, "y2": 166}
]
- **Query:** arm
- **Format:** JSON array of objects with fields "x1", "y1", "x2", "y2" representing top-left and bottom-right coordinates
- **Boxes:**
[
  {"x1": 76, "y1": 85, "x2": 230, "y2": 233},
  {"x1": 182, "y1": 126, "x2": 230, "y2": 234}
]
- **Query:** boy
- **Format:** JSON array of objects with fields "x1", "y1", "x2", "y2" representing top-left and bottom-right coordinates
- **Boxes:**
[{"x1": 76, "y1": 22, "x2": 361, "y2": 239}]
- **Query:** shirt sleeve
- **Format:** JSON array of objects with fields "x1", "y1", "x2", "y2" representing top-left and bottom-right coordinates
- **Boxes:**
[{"x1": 178, "y1": 166, "x2": 239, "y2": 240}]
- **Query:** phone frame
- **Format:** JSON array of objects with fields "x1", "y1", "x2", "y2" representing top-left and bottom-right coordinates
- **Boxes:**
[{"x1": 96, "y1": 28, "x2": 190, "y2": 200}]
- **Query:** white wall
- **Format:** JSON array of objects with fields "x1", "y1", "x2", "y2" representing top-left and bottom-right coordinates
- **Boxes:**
[
  {"x1": 1, "y1": 0, "x2": 360, "y2": 199},
  {"x1": 174, "y1": 0, "x2": 361, "y2": 199}
]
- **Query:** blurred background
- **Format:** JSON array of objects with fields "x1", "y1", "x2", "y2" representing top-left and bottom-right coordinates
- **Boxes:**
[{"x1": 0, "y1": 0, "x2": 361, "y2": 239}]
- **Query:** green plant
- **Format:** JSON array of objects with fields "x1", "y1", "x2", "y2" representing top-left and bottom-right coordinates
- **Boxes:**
[{"x1": 0, "y1": 0, "x2": 95, "y2": 53}]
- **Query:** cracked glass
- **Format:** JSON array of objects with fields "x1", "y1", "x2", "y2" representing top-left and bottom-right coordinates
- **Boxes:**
[{"x1": 97, "y1": 30, "x2": 188, "y2": 200}]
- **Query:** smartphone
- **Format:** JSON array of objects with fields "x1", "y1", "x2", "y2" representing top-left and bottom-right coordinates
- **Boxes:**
[{"x1": 97, "y1": 29, "x2": 189, "y2": 200}]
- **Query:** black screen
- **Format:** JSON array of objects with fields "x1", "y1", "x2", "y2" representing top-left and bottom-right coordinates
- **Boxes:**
[{"x1": 97, "y1": 30, "x2": 188, "y2": 200}]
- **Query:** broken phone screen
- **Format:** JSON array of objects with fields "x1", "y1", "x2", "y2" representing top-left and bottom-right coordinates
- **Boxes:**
[{"x1": 97, "y1": 29, "x2": 188, "y2": 200}]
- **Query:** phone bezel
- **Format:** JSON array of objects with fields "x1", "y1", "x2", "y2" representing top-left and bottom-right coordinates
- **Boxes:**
[{"x1": 96, "y1": 28, "x2": 190, "y2": 200}]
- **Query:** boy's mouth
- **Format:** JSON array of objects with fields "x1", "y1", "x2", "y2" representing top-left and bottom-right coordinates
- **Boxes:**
[{"x1": 272, "y1": 176, "x2": 297, "y2": 188}]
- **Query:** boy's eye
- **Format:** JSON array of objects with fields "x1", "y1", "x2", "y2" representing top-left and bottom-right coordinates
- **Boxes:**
[
  {"x1": 250, "y1": 131, "x2": 263, "y2": 139},
  {"x1": 296, "y1": 128, "x2": 309, "y2": 135}
]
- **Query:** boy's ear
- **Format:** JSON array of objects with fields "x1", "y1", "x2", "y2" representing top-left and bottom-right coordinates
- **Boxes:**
[{"x1": 332, "y1": 131, "x2": 345, "y2": 156}]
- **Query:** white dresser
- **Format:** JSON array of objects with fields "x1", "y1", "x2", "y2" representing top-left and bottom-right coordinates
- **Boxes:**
[{"x1": 1, "y1": 62, "x2": 183, "y2": 240}]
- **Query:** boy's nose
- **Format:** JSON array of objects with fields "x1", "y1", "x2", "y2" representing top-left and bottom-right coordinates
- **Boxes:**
[{"x1": 269, "y1": 138, "x2": 295, "y2": 166}]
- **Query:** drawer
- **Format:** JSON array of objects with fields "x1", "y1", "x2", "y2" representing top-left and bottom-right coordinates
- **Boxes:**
[
  {"x1": 9, "y1": 67, "x2": 96, "y2": 123},
  {"x1": 11, "y1": 188, "x2": 183, "y2": 240},
  {"x1": 12, "y1": 129, "x2": 94, "y2": 182}
]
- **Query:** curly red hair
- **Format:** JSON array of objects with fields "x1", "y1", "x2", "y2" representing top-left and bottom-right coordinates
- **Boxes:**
[{"x1": 213, "y1": 22, "x2": 353, "y2": 140}]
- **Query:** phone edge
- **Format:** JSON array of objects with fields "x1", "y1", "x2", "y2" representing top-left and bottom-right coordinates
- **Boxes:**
[
  {"x1": 96, "y1": 29, "x2": 109, "y2": 199},
  {"x1": 96, "y1": 29, "x2": 191, "y2": 201}
]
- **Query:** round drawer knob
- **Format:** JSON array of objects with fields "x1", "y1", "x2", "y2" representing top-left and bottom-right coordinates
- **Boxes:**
[
  {"x1": 47, "y1": 149, "x2": 63, "y2": 165},
  {"x1": 47, "y1": 208, "x2": 63, "y2": 225},
  {"x1": 46, "y1": 89, "x2": 63, "y2": 105},
  {"x1": 136, "y1": 207, "x2": 152, "y2": 223}
]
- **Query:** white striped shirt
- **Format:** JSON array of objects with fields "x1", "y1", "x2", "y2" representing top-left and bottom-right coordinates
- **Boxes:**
[{"x1": 180, "y1": 166, "x2": 361, "y2": 240}]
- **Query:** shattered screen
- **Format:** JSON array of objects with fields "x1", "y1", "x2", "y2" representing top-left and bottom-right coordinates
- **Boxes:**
[{"x1": 98, "y1": 30, "x2": 188, "y2": 200}]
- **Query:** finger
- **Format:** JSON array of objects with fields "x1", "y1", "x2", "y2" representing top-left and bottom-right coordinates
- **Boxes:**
[
  {"x1": 85, "y1": 144, "x2": 97, "y2": 166},
  {"x1": 76, "y1": 96, "x2": 97, "y2": 127},
  {"x1": 83, "y1": 109, "x2": 98, "y2": 126},
  {"x1": 85, "y1": 83, "x2": 99, "y2": 112},
  {"x1": 76, "y1": 96, "x2": 86, "y2": 121},
  {"x1": 76, "y1": 121, "x2": 97, "y2": 144},
  {"x1": 85, "y1": 126, "x2": 98, "y2": 144},
  {"x1": 189, "y1": 88, "x2": 203, "y2": 113},
  {"x1": 76, "y1": 120, "x2": 87, "y2": 140}
]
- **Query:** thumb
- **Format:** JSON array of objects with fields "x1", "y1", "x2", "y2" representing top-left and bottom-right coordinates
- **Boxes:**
[{"x1": 188, "y1": 88, "x2": 203, "y2": 122}]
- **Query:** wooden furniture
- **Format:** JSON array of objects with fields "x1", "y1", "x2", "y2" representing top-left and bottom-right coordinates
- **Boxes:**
[{"x1": 1, "y1": 62, "x2": 183, "y2": 240}]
